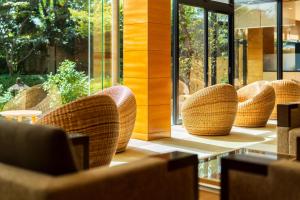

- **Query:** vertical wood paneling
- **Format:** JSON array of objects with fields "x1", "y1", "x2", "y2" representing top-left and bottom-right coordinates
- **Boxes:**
[{"x1": 123, "y1": 0, "x2": 171, "y2": 140}]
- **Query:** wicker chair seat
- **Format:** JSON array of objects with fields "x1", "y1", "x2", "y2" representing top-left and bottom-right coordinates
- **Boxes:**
[
  {"x1": 3, "y1": 85, "x2": 47, "y2": 111},
  {"x1": 181, "y1": 84, "x2": 238, "y2": 136},
  {"x1": 270, "y1": 80, "x2": 300, "y2": 119},
  {"x1": 38, "y1": 95, "x2": 119, "y2": 168},
  {"x1": 234, "y1": 81, "x2": 275, "y2": 127},
  {"x1": 99, "y1": 86, "x2": 136, "y2": 153}
]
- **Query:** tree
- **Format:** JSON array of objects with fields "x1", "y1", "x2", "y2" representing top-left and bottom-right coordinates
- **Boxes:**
[
  {"x1": 179, "y1": 5, "x2": 204, "y2": 90},
  {"x1": 0, "y1": 1, "x2": 47, "y2": 75},
  {"x1": 0, "y1": 0, "x2": 85, "y2": 75},
  {"x1": 178, "y1": 6, "x2": 229, "y2": 89}
]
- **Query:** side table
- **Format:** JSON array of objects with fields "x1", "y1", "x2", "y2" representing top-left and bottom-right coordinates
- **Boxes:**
[
  {"x1": 69, "y1": 133, "x2": 89, "y2": 170},
  {"x1": 0, "y1": 110, "x2": 42, "y2": 124}
]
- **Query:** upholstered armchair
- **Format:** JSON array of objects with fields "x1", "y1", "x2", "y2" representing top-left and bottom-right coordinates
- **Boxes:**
[
  {"x1": 277, "y1": 103, "x2": 300, "y2": 155},
  {"x1": 270, "y1": 80, "x2": 300, "y2": 119},
  {"x1": 38, "y1": 95, "x2": 120, "y2": 167},
  {"x1": 221, "y1": 151, "x2": 300, "y2": 200},
  {"x1": 99, "y1": 86, "x2": 136, "y2": 153},
  {"x1": 3, "y1": 84, "x2": 47, "y2": 111},
  {"x1": 0, "y1": 121, "x2": 198, "y2": 200},
  {"x1": 234, "y1": 81, "x2": 275, "y2": 127},
  {"x1": 181, "y1": 84, "x2": 238, "y2": 136}
]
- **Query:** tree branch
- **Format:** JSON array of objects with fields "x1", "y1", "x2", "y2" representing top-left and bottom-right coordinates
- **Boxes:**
[{"x1": 17, "y1": 47, "x2": 35, "y2": 65}]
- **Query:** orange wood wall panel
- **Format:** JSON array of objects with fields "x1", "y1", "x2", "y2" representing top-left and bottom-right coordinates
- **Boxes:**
[
  {"x1": 124, "y1": 78, "x2": 148, "y2": 106},
  {"x1": 148, "y1": 23, "x2": 171, "y2": 51},
  {"x1": 247, "y1": 28, "x2": 263, "y2": 83},
  {"x1": 124, "y1": 0, "x2": 147, "y2": 25},
  {"x1": 123, "y1": 23, "x2": 148, "y2": 52},
  {"x1": 263, "y1": 27, "x2": 275, "y2": 54},
  {"x1": 148, "y1": 51, "x2": 171, "y2": 78},
  {"x1": 124, "y1": 0, "x2": 171, "y2": 141},
  {"x1": 134, "y1": 106, "x2": 149, "y2": 136},
  {"x1": 148, "y1": 78, "x2": 171, "y2": 105},
  {"x1": 123, "y1": 51, "x2": 148, "y2": 78},
  {"x1": 148, "y1": 105, "x2": 171, "y2": 139},
  {"x1": 148, "y1": 0, "x2": 171, "y2": 25}
]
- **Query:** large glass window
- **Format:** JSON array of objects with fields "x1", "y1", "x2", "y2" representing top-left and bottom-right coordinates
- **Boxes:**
[
  {"x1": 173, "y1": 0, "x2": 233, "y2": 124},
  {"x1": 283, "y1": 0, "x2": 300, "y2": 80},
  {"x1": 234, "y1": 0, "x2": 277, "y2": 88},
  {"x1": 208, "y1": 12, "x2": 229, "y2": 86},
  {"x1": 177, "y1": 4, "x2": 205, "y2": 120},
  {"x1": 0, "y1": 0, "x2": 123, "y2": 121}
]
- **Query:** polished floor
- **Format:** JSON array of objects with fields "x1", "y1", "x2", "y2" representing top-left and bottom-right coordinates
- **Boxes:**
[
  {"x1": 112, "y1": 121, "x2": 277, "y2": 200},
  {"x1": 112, "y1": 120, "x2": 277, "y2": 165}
]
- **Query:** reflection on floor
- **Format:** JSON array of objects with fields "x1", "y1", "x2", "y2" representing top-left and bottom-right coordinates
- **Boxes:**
[{"x1": 112, "y1": 120, "x2": 277, "y2": 165}]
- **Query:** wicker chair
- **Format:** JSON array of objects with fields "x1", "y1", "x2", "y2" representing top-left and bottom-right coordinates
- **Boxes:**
[
  {"x1": 99, "y1": 86, "x2": 136, "y2": 153},
  {"x1": 37, "y1": 95, "x2": 119, "y2": 168},
  {"x1": 270, "y1": 80, "x2": 300, "y2": 119},
  {"x1": 181, "y1": 84, "x2": 238, "y2": 136},
  {"x1": 3, "y1": 85, "x2": 47, "y2": 111},
  {"x1": 33, "y1": 87, "x2": 62, "y2": 115},
  {"x1": 234, "y1": 81, "x2": 275, "y2": 127}
]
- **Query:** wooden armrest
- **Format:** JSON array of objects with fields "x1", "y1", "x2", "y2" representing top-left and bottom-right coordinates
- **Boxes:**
[
  {"x1": 221, "y1": 155, "x2": 275, "y2": 200},
  {"x1": 68, "y1": 133, "x2": 89, "y2": 170},
  {"x1": 277, "y1": 103, "x2": 300, "y2": 128},
  {"x1": 154, "y1": 152, "x2": 198, "y2": 199},
  {"x1": 154, "y1": 151, "x2": 198, "y2": 171}
]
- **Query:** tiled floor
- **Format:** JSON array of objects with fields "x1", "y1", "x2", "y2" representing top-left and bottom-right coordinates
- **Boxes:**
[{"x1": 112, "y1": 120, "x2": 277, "y2": 165}]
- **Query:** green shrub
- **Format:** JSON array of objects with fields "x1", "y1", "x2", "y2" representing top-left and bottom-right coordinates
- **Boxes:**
[
  {"x1": 0, "y1": 84, "x2": 12, "y2": 111},
  {"x1": 0, "y1": 74, "x2": 47, "y2": 92},
  {"x1": 43, "y1": 60, "x2": 89, "y2": 104}
]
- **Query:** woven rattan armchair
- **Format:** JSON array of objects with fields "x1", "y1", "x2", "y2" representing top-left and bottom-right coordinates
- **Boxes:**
[
  {"x1": 181, "y1": 84, "x2": 238, "y2": 136},
  {"x1": 38, "y1": 95, "x2": 119, "y2": 167},
  {"x1": 270, "y1": 80, "x2": 300, "y2": 119},
  {"x1": 3, "y1": 85, "x2": 47, "y2": 111},
  {"x1": 33, "y1": 87, "x2": 62, "y2": 114},
  {"x1": 234, "y1": 81, "x2": 275, "y2": 127},
  {"x1": 99, "y1": 86, "x2": 136, "y2": 153}
]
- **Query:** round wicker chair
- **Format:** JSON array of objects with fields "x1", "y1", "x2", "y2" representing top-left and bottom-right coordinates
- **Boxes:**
[
  {"x1": 270, "y1": 80, "x2": 300, "y2": 119},
  {"x1": 33, "y1": 87, "x2": 62, "y2": 115},
  {"x1": 181, "y1": 84, "x2": 238, "y2": 136},
  {"x1": 99, "y1": 86, "x2": 136, "y2": 153},
  {"x1": 3, "y1": 85, "x2": 47, "y2": 111},
  {"x1": 234, "y1": 81, "x2": 275, "y2": 127},
  {"x1": 38, "y1": 95, "x2": 120, "y2": 168}
]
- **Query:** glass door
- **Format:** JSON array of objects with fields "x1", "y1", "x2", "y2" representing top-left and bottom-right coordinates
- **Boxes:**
[
  {"x1": 208, "y1": 12, "x2": 230, "y2": 86},
  {"x1": 177, "y1": 4, "x2": 205, "y2": 121},
  {"x1": 234, "y1": 0, "x2": 278, "y2": 88},
  {"x1": 173, "y1": 0, "x2": 234, "y2": 124}
]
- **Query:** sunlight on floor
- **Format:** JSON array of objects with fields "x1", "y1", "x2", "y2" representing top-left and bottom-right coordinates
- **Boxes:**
[{"x1": 111, "y1": 120, "x2": 277, "y2": 166}]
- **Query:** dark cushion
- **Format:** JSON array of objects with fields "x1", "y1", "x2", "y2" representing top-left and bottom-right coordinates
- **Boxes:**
[{"x1": 0, "y1": 120, "x2": 78, "y2": 176}]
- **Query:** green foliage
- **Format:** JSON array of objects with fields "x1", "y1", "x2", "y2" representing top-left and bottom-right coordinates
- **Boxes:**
[
  {"x1": 0, "y1": 74, "x2": 47, "y2": 93},
  {"x1": 0, "y1": 84, "x2": 13, "y2": 111},
  {"x1": 178, "y1": 5, "x2": 204, "y2": 88},
  {"x1": 178, "y1": 5, "x2": 229, "y2": 88},
  {"x1": 0, "y1": 1, "x2": 48, "y2": 74},
  {"x1": 43, "y1": 60, "x2": 88, "y2": 104},
  {"x1": 0, "y1": 0, "x2": 88, "y2": 75}
]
